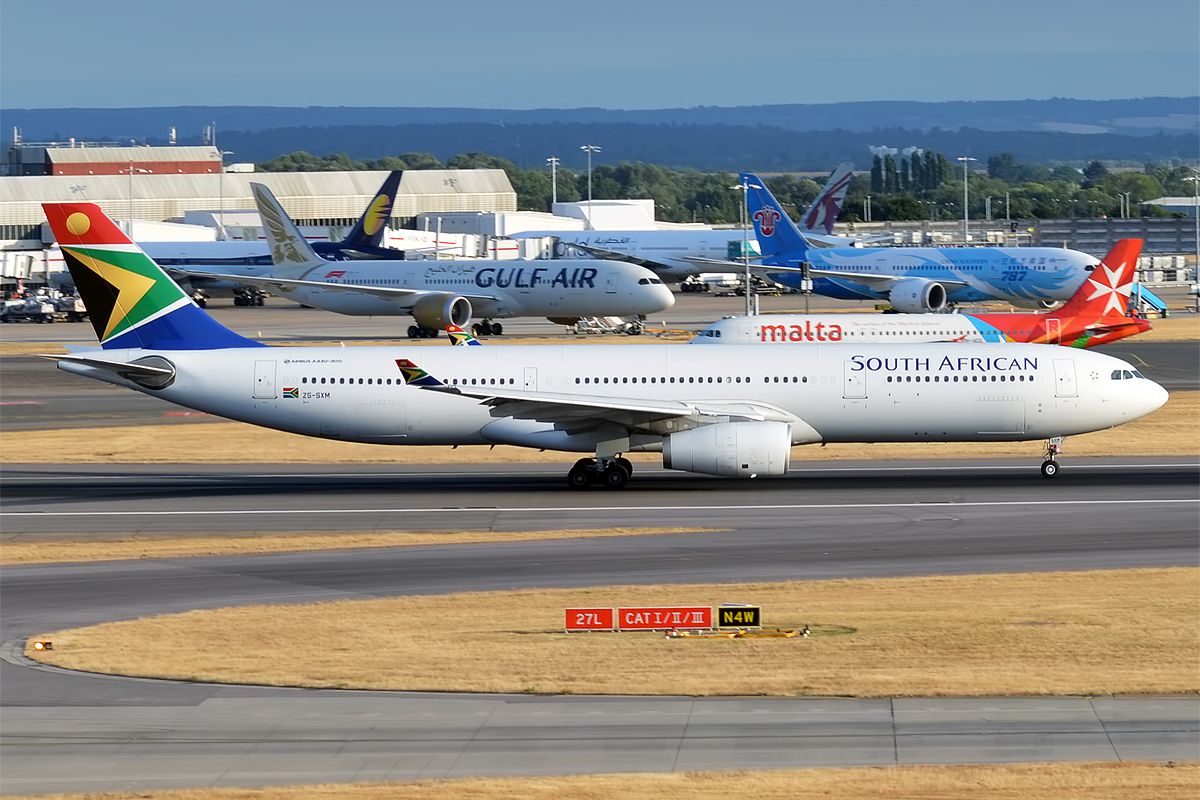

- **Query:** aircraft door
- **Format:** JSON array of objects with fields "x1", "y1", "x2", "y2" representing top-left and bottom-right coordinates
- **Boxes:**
[
  {"x1": 1046, "y1": 318, "x2": 1061, "y2": 344},
  {"x1": 1053, "y1": 359, "x2": 1078, "y2": 398},
  {"x1": 253, "y1": 359, "x2": 277, "y2": 399},
  {"x1": 523, "y1": 367, "x2": 538, "y2": 391},
  {"x1": 606, "y1": 273, "x2": 618, "y2": 294},
  {"x1": 843, "y1": 360, "x2": 866, "y2": 399}
]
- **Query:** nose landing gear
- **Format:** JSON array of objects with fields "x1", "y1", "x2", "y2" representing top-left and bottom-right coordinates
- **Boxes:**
[{"x1": 1040, "y1": 436, "x2": 1064, "y2": 478}]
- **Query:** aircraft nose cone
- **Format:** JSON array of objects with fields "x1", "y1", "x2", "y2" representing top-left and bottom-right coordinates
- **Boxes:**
[
  {"x1": 639, "y1": 284, "x2": 675, "y2": 313},
  {"x1": 1144, "y1": 380, "x2": 1169, "y2": 415}
]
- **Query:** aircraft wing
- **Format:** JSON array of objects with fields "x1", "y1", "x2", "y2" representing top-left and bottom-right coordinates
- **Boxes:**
[
  {"x1": 769, "y1": 266, "x2": 972, "y2": 290},
  {"x1": 395, "y1": 358, "x2": 792, "y2": 430},
  {"x1": 169, "y1": 269, "x2": 497, "y2": 305}
]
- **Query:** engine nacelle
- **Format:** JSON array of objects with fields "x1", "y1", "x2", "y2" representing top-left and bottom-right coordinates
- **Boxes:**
[
  {"x1": 411, "y1": 294, "x2": 471, "y2": 329},
  {"x1": 662, "y1": 421, "x2": 791, "y2": 478},
  {"x1": 889, "y1": 278, "x2": 947, "y2": 313}
]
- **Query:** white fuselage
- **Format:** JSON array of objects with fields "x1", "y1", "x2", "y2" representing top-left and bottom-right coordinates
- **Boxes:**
[
  {"x1": 65, "y1": 343, "x2": 1166, "y2": 456},
  {"x1": 693, "y1": 314, "x2": 1002, "y2": 344},
  {"x1": 184, "y1": 258, "x2": 675, "y2": 319}
]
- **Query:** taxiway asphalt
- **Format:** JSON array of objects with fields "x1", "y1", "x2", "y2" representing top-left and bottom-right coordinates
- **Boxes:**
[{"x1": 1, "y1": 459, "x2": 1198, "y2": 793}]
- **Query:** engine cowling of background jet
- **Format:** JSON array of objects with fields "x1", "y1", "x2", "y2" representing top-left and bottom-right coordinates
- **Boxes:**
[
  {"x1": 889, "y1": 279, "x2": 947, "y2": 313},
  {"x1": 412, "y1": 295, "x2": 472, "y2": 329}
]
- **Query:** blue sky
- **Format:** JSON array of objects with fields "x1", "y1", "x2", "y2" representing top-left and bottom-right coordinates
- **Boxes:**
[{"x1": 4, "y1": 0, "x2": 1198, "y2": 108}]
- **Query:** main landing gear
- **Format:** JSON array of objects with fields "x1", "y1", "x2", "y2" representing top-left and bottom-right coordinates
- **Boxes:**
[
  {"x1": 407, "y1": 325, "x2": 440, "y2": 339},
  {"x1": 232, "y1": 288, "x2": 266, "y2": 307},
  {"x1": 1040, "y1": 436, "x2": 1064, "y2": 479},
  {"x1": 472, "y1": 320, "x2": 503, "y2": 337},
  {"x1": 566, "y1": 456, "x2": 634, "y2": 490}
]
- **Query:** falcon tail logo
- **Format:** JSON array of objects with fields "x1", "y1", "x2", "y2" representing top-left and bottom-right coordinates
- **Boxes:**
[{"x1": 754, "y1": 207, "x2": 782, "y2": 237}]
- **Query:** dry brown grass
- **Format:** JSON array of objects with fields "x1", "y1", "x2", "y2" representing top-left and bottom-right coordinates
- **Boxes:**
[
  {"x1": 0, "y1": 527, "x2": 718, "y2": 565},
  {"x1": 26, "y1": 762, "x2": 1200, "y2": 800},
  {"x1": 29, "y1": 568, "x2": 1200, "y2": 697},
  {"x1": 3, "y1": 391, "x2": 1196, "y2": 463},
  {"x1": 1128, "y1": 314, "x2": 1200, "y2": 342}
]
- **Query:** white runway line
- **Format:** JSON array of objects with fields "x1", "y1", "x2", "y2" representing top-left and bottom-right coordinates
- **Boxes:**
[{"x1": 4, "y1": 498, "x2": 1197, "y2": 517}]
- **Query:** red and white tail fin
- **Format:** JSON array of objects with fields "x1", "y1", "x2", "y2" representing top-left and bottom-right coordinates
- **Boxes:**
[{"x1": 1057, "y1": 238, "x2": 1143, "y2": 318}]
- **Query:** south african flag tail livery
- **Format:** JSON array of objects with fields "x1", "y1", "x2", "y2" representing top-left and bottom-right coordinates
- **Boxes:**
[{"x1": 43, "y1": 203, "x2": 263, "y2": 350}]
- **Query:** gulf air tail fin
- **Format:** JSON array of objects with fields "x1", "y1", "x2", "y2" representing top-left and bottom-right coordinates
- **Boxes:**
[
  {"x1": 741, "y1": 172, "x2": 810, "y2": 260},
  {"x1": 799, "y1": 162, "x2": 853, "y2": 235},
  {"x1": 1056, "y1": 238, "x2": 1144, "y2": 318},
  {"x1": 42, "y1": 203, "x2": 264, "y2": 351},
  {"x1": 338, "y1": 171, "x2": 401, "y2": 251},
  {"x1": 251, "y1": 182, "x2": 328, "y2": 277}
]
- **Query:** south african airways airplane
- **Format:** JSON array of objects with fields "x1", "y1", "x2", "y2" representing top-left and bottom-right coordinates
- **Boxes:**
[
  {"x1": 742, "y1": 172, "x2": 1100, "y2": 312},
  {"x1": 42, "y1": 202, "x2": 1166, "y2": 487}
]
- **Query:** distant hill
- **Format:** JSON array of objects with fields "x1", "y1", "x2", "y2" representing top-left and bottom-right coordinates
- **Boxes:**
[{"x1": 4, "y1": 98, "x2": 1196, "y2": 171}]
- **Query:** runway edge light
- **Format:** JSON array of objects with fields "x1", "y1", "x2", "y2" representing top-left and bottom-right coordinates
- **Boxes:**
[{"x1": 31, "y1": 640, "x2": 53, "y2": 651}]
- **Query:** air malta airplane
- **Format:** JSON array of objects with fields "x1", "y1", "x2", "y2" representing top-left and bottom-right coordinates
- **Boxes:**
[
  {"x1": 742, "y1": 172, "x2": 1100, "y2": 312},
  {"x1": 693, "y1": 239, "x2": 1151, "y2": 348},
  {"x1": 42, "y1": 203, "x2": 1167, "y2": 486},
  {"x1": 173, "y1": 183, "x2": 674, "y2": 338},
  {"x1": 510, "y1": 163, "x2": 857, "y2": 283}
]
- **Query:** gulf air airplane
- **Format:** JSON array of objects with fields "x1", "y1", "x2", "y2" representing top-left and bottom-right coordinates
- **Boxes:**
[
  {"x1": 172, "y1": 183, "x2": 674, "y2": 338},
  {"x1": 743, "y1": 172, "x2": 1100, "y2": 311},
  {"x1": 693, "y1": 239, "x2": 1151, "y2": 348},
  {"x1": 510, "y1": 163, "x2": 857, "y2": 282},
  {"x1": 41, "y1": 202, "x2": 1167, "y2": 487}
]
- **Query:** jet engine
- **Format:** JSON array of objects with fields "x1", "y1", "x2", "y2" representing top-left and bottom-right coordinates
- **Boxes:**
[
  {"x1": 662, "y1": 421, "x2": 791, "y2": 478},
  {"x1": 411, "y1": 294, "x2": 472, "y2": 329},
  {"x1": 1010, "y1": 298, "x2": 1062, "y2": 310},
  {"x1": 889, "y1": 278, "x2": 947, "y2": 313}
]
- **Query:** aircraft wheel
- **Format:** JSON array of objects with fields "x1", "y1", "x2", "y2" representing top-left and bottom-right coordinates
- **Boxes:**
[
  {"x1": 567, "y1": 463, "x2": 594, "y2": 489},
  {"x1": 195, "y1": 298, "x2": 207, "y2": 308},
  {"x1": 254, "y1": 296, "x2": 265, "y2": 307},
  {"x1": 490, "y1": 322, "x2": 503, "y2": 336},
  {"x1": 615, "y1": 457, "x2": 633, "y2": 477},
  {"x1": 407, "y1": 325, "x2": 420, "y2": 339},
  {"x1": 472, "y1": 323, "x2": 485, "y2": 337},
  {"x1": 424, "y1": 327, "x2": 440, "y2": 339},
  {"x1": 602, "y1": 464, "x2": 629, "y2": 489},
  {"x1": 1040, "y1": 460, "x2": 1059, "y2": 479}
]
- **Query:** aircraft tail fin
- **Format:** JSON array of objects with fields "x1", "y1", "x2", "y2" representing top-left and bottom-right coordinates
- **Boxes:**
[
  {"x1": 799, "y1": 162, "x2": 853, "y2": 235},
  {"x1": 339, "y1": 171, "x2": 402, "y2": 251},
  {"x1": 446, "y1": 324, "x2": 482, "y2": 346},
  {"x1": 1057, "y1": 238, "x2": 1144, "y2": 318},
  {"x1": 42, "y1": 203, "x2": 264, "y2": 350},
  {"x1": 740, "y1": 172, "x2": 810, "y2": 260},
  {"x1": 251, "y1": 182, "x2": 328, "y2": 277}
]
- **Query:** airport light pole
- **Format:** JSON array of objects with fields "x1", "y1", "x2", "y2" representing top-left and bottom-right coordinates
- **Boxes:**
[
  {"x1": 121, "y1": 161, "x2": 151, "y2": 236},
  {"x1": 956, "y1": 156, "x2": 976, "y2": 245},
  {"x1": 545, "y1": 156, "x2": 559, "y2": 207},
  {"x1": 217, "y1": 150, "x2": 234, "y2": 239},
  {"x1": 1186, "y1": 174, "x2": 1199, "y2": 277},
  {"x1": 580, "y1": 144, "x2": 601, "y2": 229},
  {"x1": 731, "y1": 177, "x2": 759, "y2": 317}
]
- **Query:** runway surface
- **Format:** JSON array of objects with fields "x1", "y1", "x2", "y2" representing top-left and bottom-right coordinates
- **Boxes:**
[{"x1": 2, "y1": 459, "x2": 1198, "y2": 793}]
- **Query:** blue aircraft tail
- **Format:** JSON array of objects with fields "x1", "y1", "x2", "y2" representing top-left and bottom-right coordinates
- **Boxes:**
[
  {"x1": 740, "y1": 173, "x2": 810, "y2": 261},
  {"x1": 338, "y1": 171, "x2": 402, "y2": 251}
]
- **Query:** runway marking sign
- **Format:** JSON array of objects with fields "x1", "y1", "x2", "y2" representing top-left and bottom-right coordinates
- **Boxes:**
[
  {"x1": 717, "y1": 606, "x2": 762, "y2": 628},
  {"x1": 618, "y1": 606, "x2": 712, "y2": 630},
  {"x1": 565, "y1": 607, "x2": 615, "y2": 631}
]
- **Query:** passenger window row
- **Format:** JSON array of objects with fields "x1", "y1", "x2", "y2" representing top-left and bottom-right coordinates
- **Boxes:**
[{"x1": 885, "y1": 374, "x2": 1033, "y2": 383}]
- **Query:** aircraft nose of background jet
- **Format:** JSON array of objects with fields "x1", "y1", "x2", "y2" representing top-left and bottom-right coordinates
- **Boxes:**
[{"x1": 636, "y1": 280, "x2": 676, "y2": 313}]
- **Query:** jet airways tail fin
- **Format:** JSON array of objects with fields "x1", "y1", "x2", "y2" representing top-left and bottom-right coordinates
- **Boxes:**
[
  {"x1": 251, "y1": 182, "x2": 328, "y2": 277},
  {"x1": 799, "y1": 163, "x2": 853, "y2": 235},
  {"x1": 741, "y1": 172, "x2": 810, "y2": 260},
  {"x1": 339, "y1": 171, "x2": 401, "y2": 251},
  {"x1": 42, "y1": 203, "x2": 264, "y2": 350},
  {"x1": 1057, "y1": 238, "x2": 1143, "y2": 318}
]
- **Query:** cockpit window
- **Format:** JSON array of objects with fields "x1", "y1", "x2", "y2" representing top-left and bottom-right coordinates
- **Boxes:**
[
  {"x1": 1111, "y1": 370, "x2": 1123, "y2": 380},
  {"x1": 638, "y1": 278, "x2": 648, "y2": 285},
  {"x1": 1133, "y1": 370, "x2": 1146, "y2": 379},
  {"x1": 1122, "y1": 370, "x2": 1134, "y2": 379}
]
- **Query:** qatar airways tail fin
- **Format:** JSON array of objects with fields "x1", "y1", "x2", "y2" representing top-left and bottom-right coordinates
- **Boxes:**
[
  {"x1": 741, "y1": 172, "x2": 810, "y2": 261},
  {"x1": 799, "y1": 163, "x2": 853, "y2": 235},
  {"x1": 1057, "y1": 238, "x2": 1144, "y2": 318}
]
